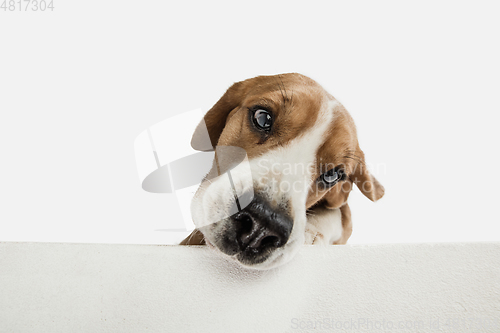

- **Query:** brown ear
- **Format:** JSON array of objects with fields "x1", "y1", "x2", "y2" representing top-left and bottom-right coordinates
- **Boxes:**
[
  {"x1": 191, "y1": 81, "x2": 245, "y2": 151},
  {"x1": 350, "y1": 148, "x2": 385, "y2": 202}
]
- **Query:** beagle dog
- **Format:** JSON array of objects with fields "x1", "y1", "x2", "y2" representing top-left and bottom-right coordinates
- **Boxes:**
[{"x1": 180, "y1": 73, "x2": 384, "y2": 269}]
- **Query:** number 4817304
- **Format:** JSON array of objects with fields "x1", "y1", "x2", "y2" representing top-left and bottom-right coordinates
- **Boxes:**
[{"x1": 1, "y1": 0, "x2": 54, "y2": 11}]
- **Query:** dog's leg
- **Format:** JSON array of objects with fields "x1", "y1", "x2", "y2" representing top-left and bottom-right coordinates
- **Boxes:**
[
  {"x1": 305, "y1": 204, "x2": 352, "y2": 245},
  {"x1": 179, "y1": 229, "x2": 206, "y2": 245}
]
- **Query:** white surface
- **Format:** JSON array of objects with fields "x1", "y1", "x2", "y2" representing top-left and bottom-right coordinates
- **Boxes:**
[
  {"x1": 1, "y1": 1, "x2": 500, "y2": 245},
  {"x1": 1, "y1": 242, "x2": 499, "y2": 333}
]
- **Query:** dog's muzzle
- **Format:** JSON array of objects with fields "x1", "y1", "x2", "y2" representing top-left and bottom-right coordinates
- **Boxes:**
[{"x1": 203, "y1": 194, "x2": 293, "y2": 265}]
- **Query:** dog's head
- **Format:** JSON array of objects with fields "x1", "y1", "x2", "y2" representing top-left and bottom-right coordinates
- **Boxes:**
[{"x1": 190, "y1": 73, "x2": 384, "y2": 269}]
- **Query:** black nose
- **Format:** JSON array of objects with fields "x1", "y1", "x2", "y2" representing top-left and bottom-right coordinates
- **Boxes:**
[{"x1": 234, "y1": 197, "x2": 292, "y2": 253}]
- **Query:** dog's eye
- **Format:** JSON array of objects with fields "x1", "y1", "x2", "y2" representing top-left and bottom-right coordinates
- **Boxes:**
[
  {"x1": 320, "y1": 168, "x2": 345, "y2": 187},
  {"x1": 253, "y1": 109, "x2": 273, "y2": 130}
]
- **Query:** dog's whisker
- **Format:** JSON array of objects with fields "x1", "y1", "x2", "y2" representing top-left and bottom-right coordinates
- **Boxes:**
[
  {"x1": 341, "y1": 151, "x2": 366, "y2": 165},
  {"x1": 343, "y1": 155, "x2": 365, "y2": 165},
  {"x1": 344, "y1": 150, "x2": 365, "y2": 160},
  {"x1": 279, "y1": 75, "x2": 289, "y2": 101},
  {"x1": 275, "y1": 77, "x2": 287, "y2": 105}
]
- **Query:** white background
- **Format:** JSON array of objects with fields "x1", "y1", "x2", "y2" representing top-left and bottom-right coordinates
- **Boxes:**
[{"x1": 1, "y1": 0, "x2": 499, "y2": 245}]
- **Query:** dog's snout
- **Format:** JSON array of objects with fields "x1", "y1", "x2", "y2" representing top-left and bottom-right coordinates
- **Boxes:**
[
  {"x1": 234, "y1": 197, "x2": 292, "y2": 254},
  {"x1": 236, "y1": 212, "x2": 282, "y2": 250}
]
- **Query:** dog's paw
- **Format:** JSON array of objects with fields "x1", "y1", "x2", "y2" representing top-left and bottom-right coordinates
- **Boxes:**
[{"x1": 304, "y1": 225, "x2": 327, "y2": 245}]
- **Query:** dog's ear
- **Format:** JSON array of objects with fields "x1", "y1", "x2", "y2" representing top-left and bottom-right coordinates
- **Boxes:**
[
  {"x1": 350, "y1": 148, "x2": 385, "y2": 202},
  {"x1": 191, "y1": 81, "x2": 246, "y2": 151},
  {"x1": 322, "y1": 180, "x2": 353, "y2": 209}
]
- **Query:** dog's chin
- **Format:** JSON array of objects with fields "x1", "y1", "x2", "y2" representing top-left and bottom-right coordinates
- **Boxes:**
[
  {"x1": 238, "y1": 237, "x2": 303, "y2": 270},
  {"x1": 202, "y1": 231, "x2": 304, "y2": 270}
]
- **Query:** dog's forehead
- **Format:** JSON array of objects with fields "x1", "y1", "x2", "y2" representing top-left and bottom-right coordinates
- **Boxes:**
[
  {"x1": 219, "y1": 74, "x2": 356, "y2": 164},
  {"x1": 245, "y1": 75, "x2": 355, "y2": 145},
  {"x1": 242, "y1": 73, "x2": 326, "y2": 107},
  {"x1": 316, "y1": 104, "x2": 358, "y2": 172},
  {"x1": 240, "y1": 75, "x2": 329, "y2": 145}
]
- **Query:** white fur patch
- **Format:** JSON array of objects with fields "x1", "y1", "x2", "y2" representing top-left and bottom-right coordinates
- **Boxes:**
[{"x1": 305, "y1": 207, "x2": 343, "y2": 245}]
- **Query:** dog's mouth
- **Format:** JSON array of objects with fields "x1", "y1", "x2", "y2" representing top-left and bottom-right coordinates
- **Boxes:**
[
  {"x1": 202, "y1": 223, "x2": 302, "y2": 270},
  {"x1": 201, "y1": 222, "x2": 279, "y2": 266},
  {"x1": 199, "y1": 195, "x2": 294, "y2": 267},
  {"x1": 236, "y1": 233, "x2": 280, "y2": 265}
]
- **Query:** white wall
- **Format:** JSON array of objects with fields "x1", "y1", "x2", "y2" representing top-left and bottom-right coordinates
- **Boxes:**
[
  {"x1": 1, "y1": 242, "x2": 499, "y2": 332},
  {"x1": 1, "y1": 1, "x2": 500, "y2": 245}
]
